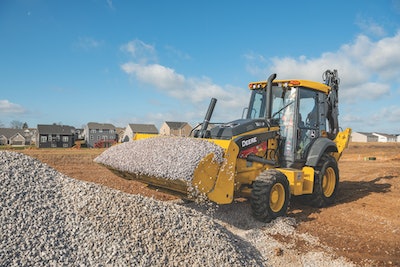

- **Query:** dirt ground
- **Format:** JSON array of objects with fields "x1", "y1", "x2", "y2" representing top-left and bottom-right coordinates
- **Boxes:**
[{"x1": 20, "y1": 142, "x2": 400, "y2": 266}]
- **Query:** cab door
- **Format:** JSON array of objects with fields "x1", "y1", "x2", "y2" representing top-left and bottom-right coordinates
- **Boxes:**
[{"x1": 296, "y1": 88, "x2": 320, "y2": 160}]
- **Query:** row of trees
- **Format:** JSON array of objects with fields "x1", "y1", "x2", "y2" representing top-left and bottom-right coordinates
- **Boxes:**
[{"x1": 0, "y1": 120, "x2": 29, "y2": 129}]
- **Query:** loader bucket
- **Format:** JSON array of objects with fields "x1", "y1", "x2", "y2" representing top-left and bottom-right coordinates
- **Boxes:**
[
  {"x1": 133, "y1": 133, "x2": 159, "y2": 140},
  {"x1": 95, "y1": 136, "x2": 239, "y2": 204}
]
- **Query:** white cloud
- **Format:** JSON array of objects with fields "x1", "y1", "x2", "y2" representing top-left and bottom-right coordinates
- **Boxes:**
[
  {"x1": 341, "y1": 114, "x2": 364, "y2": 123},
  {"x1": 359, "y1": 33, "x2": 400, "y2": 78},
  {"x1": 120, "y1": 33, "x2": 400, "y2": 132},
  {"x1": 373, "y1": 105, "x2": 400, "y2": 123},
  {"x1": 120, "y1": 40, "x2": 249, "y2": 111},
  {"x1": 243, "y1": 31, "x2": 400, "y2": 132},
  {"x1": 121, "y1": 63, "x2": 185, "y2": 91},
  {"x1": 244, "y1": 32, "x2": 400, "y2": 104},
  {"x1": 121, "y1": 61, "x2": 249, "y2": 111},
  {"x1": 106, "y1": 0, "x2": 114, "y2": 10},
  {"x1": 165, "y1": 45, "x2": 191, "y2": 60},
  {"x1": 340, "y1": 82, "x2": 390, "y2": 103},
  {"x1": 355, "y1": 15, "x2": 386, "y2": 37},
  {"x1": 120, "y1": 39, "x2": 157, "y2": 64},
  {"x1": 74, "y1": 37, "x2": 102, "y2": 50},
  {"x1": 0, "y1": 100, "x2": 26, "y2": 114}
]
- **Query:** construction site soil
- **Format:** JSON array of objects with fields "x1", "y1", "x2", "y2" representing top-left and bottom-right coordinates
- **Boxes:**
[{"x1": 20, "y1": 142, "x2": 400, "y2": 266}]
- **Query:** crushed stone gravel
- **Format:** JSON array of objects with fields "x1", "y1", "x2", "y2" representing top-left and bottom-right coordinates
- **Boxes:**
[
  {"x1": 94, "y1": 136, "x2": 224, "y2": 182},
  {"x1": 0, "y1": 150, "x2": 264, "y2": 266},
  {"x1": 1, "y1": 150, "x2": 357, "y2": 267}
]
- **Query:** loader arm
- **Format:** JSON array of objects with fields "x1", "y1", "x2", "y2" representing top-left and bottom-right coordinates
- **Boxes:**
[{"x1": 323, "y1": 69, "x2": 340, "y2": 138}]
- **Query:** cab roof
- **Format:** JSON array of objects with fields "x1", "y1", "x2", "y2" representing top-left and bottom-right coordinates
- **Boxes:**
[{"x1": 248, "y1": 79, "x2": 330, "y2": 94}]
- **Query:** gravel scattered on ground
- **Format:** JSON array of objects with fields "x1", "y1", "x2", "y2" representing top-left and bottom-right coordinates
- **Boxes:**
[
  {"x1": 0, "y1": 151, "x2": 263, "y2": 266},
  {"x1": 94, "y1": 136, "x2": 224, "y2": 182},
  {"x1": 1, "y1": 150, "x2": 357, "y2": 266},
  {"x1": 182, "y1": 201, "x2": 356, "y2": 267}
]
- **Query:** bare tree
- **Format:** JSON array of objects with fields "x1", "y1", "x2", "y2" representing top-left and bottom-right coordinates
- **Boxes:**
[{"x1": 10, "y1": 120, "x2": 24, "y2": 129}]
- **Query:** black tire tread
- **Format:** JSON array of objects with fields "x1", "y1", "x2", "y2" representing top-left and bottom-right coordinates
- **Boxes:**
[
  {"x1": 250, "y1": 169, "x2": 290, "y2": 222},
  {"x1": 309, "y1": 154, "x2": 339, "y2": 207}
]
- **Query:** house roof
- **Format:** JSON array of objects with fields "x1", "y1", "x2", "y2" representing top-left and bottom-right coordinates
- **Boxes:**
[
  {"x1": 164, "y1": 121, "x2": 190, "y2": 130},
  {"x1": 37, "y1": 124, "x2": 75, "y2": 135},
  {"x1": 354, "y1": 132, "x2": 376, "y2": 138},
  {"x1": 128, "y1": 123, "x2": 158, "y2": 134},
  {"x1": 373, "y1": 132, "x2": 397, "y2": 139},
  {"x1": 0, "y1": 128, "x2": 26, "y2": 138},
  {"x1": 116, "y1": 127, "x2": 125, "y2": 136},
  {"x1": 87, "y1": 122, "x2": 115, "y2": 130}
]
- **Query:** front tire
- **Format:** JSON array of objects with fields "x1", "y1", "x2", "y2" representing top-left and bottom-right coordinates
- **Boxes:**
[
  {"x1": 250, "y1": 170, "x2": 290, "y2": 222},
  {"x1": 310, "y1": 154, "x2": 339, "y2": 207}
]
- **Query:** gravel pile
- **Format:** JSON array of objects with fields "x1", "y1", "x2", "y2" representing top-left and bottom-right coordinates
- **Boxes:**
[
  {"x1": 94, "y1": 136, "x2": 224, "y2": 181},
  {"x1": 0, "y1": 151, "x2": 264, "y2": 266}
]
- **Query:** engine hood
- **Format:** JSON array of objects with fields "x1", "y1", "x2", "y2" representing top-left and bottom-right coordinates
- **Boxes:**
[{"x1": 210, "y1": 119, "x2": 270, "y2": 139}]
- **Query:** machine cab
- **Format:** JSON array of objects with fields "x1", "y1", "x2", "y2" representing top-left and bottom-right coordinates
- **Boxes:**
[{"x1": 247, "y1": 80, "x2": 331, "y2": 168}]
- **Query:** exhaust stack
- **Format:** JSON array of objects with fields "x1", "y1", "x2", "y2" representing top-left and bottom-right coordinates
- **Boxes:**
[
  {"x1": 265, "y1": 73, "x2": 277, "y2": 120},
  {"x1": 199, "y1": 98, "x2": 217, "y2": 138}
]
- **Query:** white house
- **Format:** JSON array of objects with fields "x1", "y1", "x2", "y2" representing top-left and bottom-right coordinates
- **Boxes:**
[
  {"x1": 372, "y1": 132, "x2": 397, "y2": 142},
  {"x1": 122, "y1": 123, "x2": 158, "y2": 142},
  {"x1": 351, "y1": 132, "x2": 378, "y2": 142}
]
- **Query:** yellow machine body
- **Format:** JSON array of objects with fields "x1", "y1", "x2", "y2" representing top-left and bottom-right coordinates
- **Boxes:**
[
  {"x1": 109, "y1": 70, "x2": 351, "y2": 214},
  {"x1": 129, "y1": 126, "x2": 350, "y2": 204}
]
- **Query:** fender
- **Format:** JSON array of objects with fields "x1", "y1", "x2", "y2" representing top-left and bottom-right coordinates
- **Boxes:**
[{"x1": 305, "y1": 137, "x2": 338, "y2": 166}]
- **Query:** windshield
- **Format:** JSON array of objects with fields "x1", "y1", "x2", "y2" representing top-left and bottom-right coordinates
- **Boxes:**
[
  {"x1": 246, "y1": 85, "x2": 301, "y2": 167},
  {"x1": 246, "y1": 85, "x2": 296, "y2": 120},
  {"x1": 246, "y1": 90, "x2": 266, "y2": 119}
]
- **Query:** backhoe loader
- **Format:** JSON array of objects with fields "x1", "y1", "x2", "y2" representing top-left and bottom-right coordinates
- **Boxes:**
[{"x1": 101, "y1": 69, "x2": 351, "y2": 222}]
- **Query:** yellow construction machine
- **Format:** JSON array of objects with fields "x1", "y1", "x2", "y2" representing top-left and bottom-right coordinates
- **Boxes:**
[{"x1": 106, "y1": 69, "x2": 351, "y2": 222}]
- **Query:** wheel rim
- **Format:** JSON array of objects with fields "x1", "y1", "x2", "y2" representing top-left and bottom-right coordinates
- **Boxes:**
[
  {"x1": 269, "y1": 183, "x2": 285, "y2": 212},
  {"x1": 322, "y1": 167, "x2": 336, "y2": 197}
]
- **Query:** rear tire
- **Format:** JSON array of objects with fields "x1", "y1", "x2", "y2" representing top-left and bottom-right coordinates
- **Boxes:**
[
  {"x1": 309, "y1": 154, "x2": 339, "y2": 207},
  {"x1": 250, "y1": 170, "x2": 290, "y2": 222}
]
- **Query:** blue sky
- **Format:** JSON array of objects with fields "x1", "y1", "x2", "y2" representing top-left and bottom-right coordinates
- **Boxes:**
[{"x1": 1, "y1": 0, "x2": 400, "y2": 134}]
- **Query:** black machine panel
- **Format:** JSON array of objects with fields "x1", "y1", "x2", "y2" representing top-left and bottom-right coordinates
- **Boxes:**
[{"x1": 210, "y1": 119, "x2": 271, "y2": 139}]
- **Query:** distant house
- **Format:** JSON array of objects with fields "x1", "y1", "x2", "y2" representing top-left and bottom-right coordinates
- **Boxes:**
[
  {"x1": 0, "y1": 128, "x2": 37, "y2": 146},
  {"x1": 160, "y1": 121, "x2": 192, "y2": 137},
  {"x1": 122, "y1": 123, "x2": 158, "y2": 142},
  {"x1": 351, "y1": 132, "x2": 378, "y2": 142},
  {"x1": 84, "y1": 122, "x2": 117, "y2": 148},
  {"x1": 26, "y1": 128, "x2": 37, "y2": 145},
  {"x1": 36, "y1": 124, "x2": 76, "y2": 148},
  {"x1": 0, "y1": 128, "x2": 26, "y2": 146},
  {"x1": 75, "y1": 128, "x2": 84, "y2": 140},
  {"x1": 116, "y1": 127, "x2": 125, "y2": 143},
  {"x1": 372, "y1": 132, "x2": 397, "y2": 142}
]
